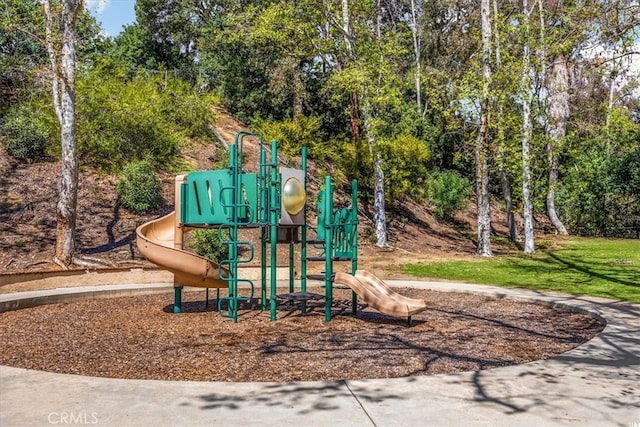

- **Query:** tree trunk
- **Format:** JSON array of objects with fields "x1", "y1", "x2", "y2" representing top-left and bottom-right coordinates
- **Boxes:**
[
  {"x1": 410, "y1": 0, "x2": 421, "y2": 112},
  {"x1": 362, "y1": 101, "x2": 387, "y2": 247},
  {"x1": 545, "y1": 56, "x2": 569, "y2": 235},
  {"x1": 292, "y1": 62, "x2": 304, "y2": 118},
  {"x1": 44, "y1": 0, "x2": 80, "y2": 266},
  {"x1": 500, "y1": 164, "x2": 520, "y2": 242},
  {"x1": 521, "y1": 0, "x2": 535, "y2": 254},
  {"x1": 368, "y1": 0, "x2": 388, "y2": 247},
  {"x1": 493, "y1": 0, "x2": 519, "y2": 243},
  {"x1": 350, "y1": 89, "x2": 359, "y2": 141},
  {"x1": 476, "y1": 0, "x2": 493, "y2": 257}
]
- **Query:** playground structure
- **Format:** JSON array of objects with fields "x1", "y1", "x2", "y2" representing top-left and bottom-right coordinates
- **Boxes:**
[{"x1": 136, "y1": 131, "x2": 427, "y2": 323}]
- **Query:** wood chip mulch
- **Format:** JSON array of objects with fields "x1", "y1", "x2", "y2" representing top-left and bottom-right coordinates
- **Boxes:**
[{"x1": 0, "y1": 287, "x2": 604, "y2": 382}]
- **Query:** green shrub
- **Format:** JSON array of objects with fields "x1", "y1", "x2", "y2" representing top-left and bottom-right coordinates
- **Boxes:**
[
  {"x1": 117, "y1": 160, "x2": 163, "y2": 214},
  {"x1": 253, "y1": 115, "x2": 338, "y2": 161},
  {"x1": 380, "y1": 134, "x2": 431, "y2": 203},
  {"x1": 76, "y1": 67, "x2": 216, "y2": 172},
  {"x1": 427, "y1": 170, "x2": 471, "y2": 220},
  {"x1": 1, "y1": 105, "x2": 52, "y2": 162},
  {"x1": 189, "y1": 229, "x2": 229, "y2": 262}
]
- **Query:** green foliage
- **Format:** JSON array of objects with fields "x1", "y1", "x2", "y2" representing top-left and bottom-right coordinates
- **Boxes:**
[
  {"x1": 427, "y1": 170, "x2": 472, "y2": 220},
  {"x1": 253, "y1": 115, "x2": 337, "y2": 161},
  {"x1": 1, "y1": 0, "x2": 105, "y2": 110},
  {"x1": 613, "y1": 149, "x2": 640, "y2": 196},
  {"x1": 402, "y1": 238, "x2": 640, "y2": 303},
  {"x1": 76, "y1": 66, "x2": 216, "y2": 172},
  {"x1": 558, "y1": 114, "x2": 640, "y2": 236},
  {"x1": 557, "y1": 153, "x2": 612, "y2": 234},
  {"x1": 102, "y1": 24, "x2": 163, "y2": 76},
  {"x1": 1, "y1": 104, "x2": 53, "y2": 161},
  {"x1": 341, "y1": 133, "x2": 431, "y2": 204},
  {"x1": 189, "y1": 229, "x2": 228, "y2": 263},
  {"x1": 380, "y1": 134, "x2": 431, "y2": 203},
  {"x1": 117, "y1": 160, "x2": 163, "y2": 214},
  {"x1": 135, "y1": 0, "x2": 200, "y2": 81}
]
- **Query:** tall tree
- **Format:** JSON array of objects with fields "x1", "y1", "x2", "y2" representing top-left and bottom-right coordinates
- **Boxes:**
[
  {"x1": 323, "y1": 0, "x2": 394, "y2": 246},
  {"x1": 42, "y1": 0, "x2": 82, "y2": 267},
  {"x1": 493, "y1": 0, "x2": 520, "y2": 243},
  {"x1": 476, "y1": 0, "x2": 493, "y2": 256},
  {"x1": 545, "y1": 52, "x2": 570, "y2": 235},
  {"x1": 409, "y1": 0, "x2": 422, "y2": 112},
  {"x1": 521, "y1": 0, "x2": 536, "y2": 253},
  {"x1": 364, "y1": 0, "x2": 388, "y2": 247},
  {"x1": 134, "y1": 0, "x2": 200, "y2": 78},
  {"x1": 540, "y1": 0, "x2": 569, "y2": 235}
]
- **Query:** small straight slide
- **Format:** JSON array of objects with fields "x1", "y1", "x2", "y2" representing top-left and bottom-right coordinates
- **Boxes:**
[{"x1": 334, "y1": 270, "x2": 428, "y2": 320}]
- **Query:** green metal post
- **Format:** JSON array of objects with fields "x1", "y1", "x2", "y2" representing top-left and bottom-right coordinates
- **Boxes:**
[
  {"x1": 269, "y1": 140, "x2": 279, "y2": 321},
  {"x1": 229, "y1": 143, "x2": 239, "y2": 322},
  {"x1": 351, "y1": 180, "x2": 359, "y2": 315},
  {"x1": 300, "y1": 146, "x2": 308, "y2": 313},
  {"x1": 260, "y1": 146, "x2": 268, "y2": 311},
  {"x1": 300, "y1": 147, "x2": 307, "y2": 290},
  {"x1": 174, "y1": 286, "x2": 183, "y2": 313},
  {"x1": 289, "y1": 242, "x2": 294, "y2": 293},
  {"x1": 324, "y1": 176, "x2": 333, "y2": 322},
  {"x1": 261, "y1": 227, "x2": 267, "y2": 311}
]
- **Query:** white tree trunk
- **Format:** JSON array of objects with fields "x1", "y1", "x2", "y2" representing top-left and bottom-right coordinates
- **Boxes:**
[
  {"x1": 342, "y1": 0, "x2": 351, "y2": 53},
  {"x1": 521, "y1": 0, "x2": 535, "y2": 254},
  {"x1": 369, "y1": 0, "x2": 388, "y2": 247},
  {"x1": 493, "y1": 0, "x2": 519, "y2": 243},
  {"x1": 43, "y1": 0, "x2": 80, "y2": 266},
  {"x1": 362, "y1": 101, "x2": 387, "y2": 247},
  {"x1": 410, "y1": 0, "x2": 422, "y2": 112},
  {"x1": 476, "y1": 0, "x2": 493, "y2": 257}
]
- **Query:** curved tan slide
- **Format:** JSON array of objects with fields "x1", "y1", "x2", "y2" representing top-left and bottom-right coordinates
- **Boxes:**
[
  {"x1": 136, "y1": 211, "x2": 229, "y2": 288},
  {"x1": 334, "y1": 270, "x2": 428, "y2": 319}
]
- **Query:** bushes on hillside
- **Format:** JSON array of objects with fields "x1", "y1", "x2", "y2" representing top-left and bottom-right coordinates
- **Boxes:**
[
  {"x1": 117, "y1": 160, "x2": 163, "y2": 214},
  {"x1": 77, "y1": 66, "x2": 217, "y2": 172},
  {"x1": 1, "y1": 104, "x2": 53, "y2": 162},
  {"x1": 253, "y1": 115, "x2": 337, "y2": 161},
  {"x1": 427, "y1": 170, "x2": 471, "y2": 220}
]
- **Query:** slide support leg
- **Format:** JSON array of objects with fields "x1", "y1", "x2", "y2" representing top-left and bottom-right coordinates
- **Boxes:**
[{"x1": 174, "y1": 286, "x2": 183, "y2": 313}]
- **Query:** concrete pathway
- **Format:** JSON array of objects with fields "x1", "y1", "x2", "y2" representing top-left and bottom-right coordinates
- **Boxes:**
[{"x1": 1, "y1": 281, "x2": 639, "y2": 427}]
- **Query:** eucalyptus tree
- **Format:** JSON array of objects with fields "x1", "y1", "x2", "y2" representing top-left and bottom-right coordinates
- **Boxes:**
[
  {"x1": 492, "y1": 0, "x2": 520, "y2": 243},
  {"x1": 322, "y1": 0, "x2": 392, "y2": 246},
  {"x1": 417, "y1": 0, "x2": 481, "y2": 169},
  {"x1": 409, "y1": 0, "x2": 423, "y2": 112},
  {"x1": 535, "y1": 0, "x2": 639, "y2": 236},
  {"x1": 538, "y1": 0, "x2": 569, "y2": 235},
  {"x1": 476, "y1": 0, "x2": 493, "y2": 256},
  {"x1": 41, "y1": 0, "x2": 83, "y2": 267},
  {"x1": 520, "y1": 0, "x2": 536, "y2": 253}
]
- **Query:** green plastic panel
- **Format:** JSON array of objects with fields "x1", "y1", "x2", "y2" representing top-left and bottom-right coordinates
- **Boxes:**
[
  {"x1": 333, "y1": 207, "x2": 357, "y2": 259},
  {"x1": 180, "y1": 170, "x2": 258, "y2": 225}
]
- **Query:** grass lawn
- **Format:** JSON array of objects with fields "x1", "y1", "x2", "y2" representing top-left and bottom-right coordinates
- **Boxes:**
[{"x1": 402, "y1": 237, "x2": 640, "y2": 303}]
